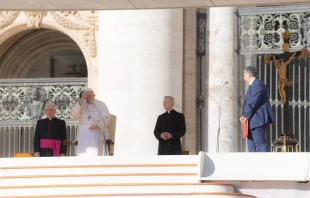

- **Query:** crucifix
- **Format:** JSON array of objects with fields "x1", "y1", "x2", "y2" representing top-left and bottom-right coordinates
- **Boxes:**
[
  {"x1": 265, "y1": 30, "x2": 308, "y2": 135},
  {"x1": 88, "y1": 115, "x2": 92, "y2": 121},
  {"x1": 267, "y1": 30, "x2": 308, "y2": 104}
]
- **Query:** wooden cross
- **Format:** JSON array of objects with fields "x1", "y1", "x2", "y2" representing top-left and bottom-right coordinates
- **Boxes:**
[
  {"x1": 265, "y1": 30, "x2": 308, "y2": 135},
  {"x1": 265, "y1": 30, "x2": 308, "y2": 104}
]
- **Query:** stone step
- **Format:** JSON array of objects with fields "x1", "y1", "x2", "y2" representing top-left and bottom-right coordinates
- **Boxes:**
[
  {"x1": 0, "y1": 155, "x2": 256, "y2": 198},
  {"x1": 0, "y1": 175, "x2": 198, "y2": 185},
  {"x1": 0, "y1": 183, "x2": 235, "y2": 192},
  {"x1": 0, "y1": 155, "x2": 199, "y2": 168},
  {"x1": 2, "y1": 166, "x2": 197, "y2": 176},
  {"x1": 0, "y1": 183, "x2": 236, "y2": 196},
  {"x1": 2, "y1": 192, "x2": 256, "y2": 198}
]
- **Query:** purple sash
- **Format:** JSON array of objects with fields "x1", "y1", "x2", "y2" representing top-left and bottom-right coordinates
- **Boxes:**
[{"x1": 40, "y1": 139, "x2": 61, "y2": 156}]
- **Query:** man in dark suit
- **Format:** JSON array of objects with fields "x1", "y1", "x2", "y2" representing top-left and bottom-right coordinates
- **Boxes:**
[
  {"x1": 33, "y1": 103, "x2": 67, "y2": 157},
  {"x1": 240, "y1": 66, "x2": 275, "y2": 152},
  {"x1": 154, "y1": 96, "x2": 186, "y2": 155}
]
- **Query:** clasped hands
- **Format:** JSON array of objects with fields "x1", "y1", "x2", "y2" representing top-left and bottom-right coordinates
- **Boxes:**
[
  {"x1": 160, "y1": 132, "x2": 173, "y2": 140},
  {"x1": 239, "y1": 116, "x2": 247, "y2": 125}
]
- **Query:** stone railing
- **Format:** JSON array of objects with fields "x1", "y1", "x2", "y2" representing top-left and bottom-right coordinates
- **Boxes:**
[
  {"x1": 0, "y1": 120, "x2": 79, "y2": 157},
  {"x1": 0, "y1": 78, "x2": 87, "y2": 157}
]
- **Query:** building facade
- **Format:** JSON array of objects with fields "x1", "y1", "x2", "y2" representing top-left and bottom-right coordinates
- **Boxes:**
[{"x1": 1, "y1": 5, "x2": 308, "y2": 157}]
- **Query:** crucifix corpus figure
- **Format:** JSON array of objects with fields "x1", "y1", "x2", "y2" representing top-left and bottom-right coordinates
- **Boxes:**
[
  {"x1": 271, "y1": 30, "x2": 307, "y2": 104},
  {"x1": 273, "y1": 52, "x2": 296, "y2": 104}
]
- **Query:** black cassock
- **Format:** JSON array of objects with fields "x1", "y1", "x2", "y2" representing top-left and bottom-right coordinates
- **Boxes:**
[
  {"x1": 154, "y1": 110, "x2": 186, "y2": 155},
  {"x1": 33, "y1": 118, "x2": 67, "y2": 157}
]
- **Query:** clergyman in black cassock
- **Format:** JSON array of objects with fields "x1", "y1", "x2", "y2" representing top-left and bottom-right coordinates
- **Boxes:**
[
  {"x1": 33, "y1": 103, "x2": 67, "y2": 157},
  {"x1": 154, "y1": 96, "x2": 186, "y2": 155}
]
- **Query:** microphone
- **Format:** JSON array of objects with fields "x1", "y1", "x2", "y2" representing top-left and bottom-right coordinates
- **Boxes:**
[{"x1": 216, "y1": 81, "x2": 228, "y2": 152}]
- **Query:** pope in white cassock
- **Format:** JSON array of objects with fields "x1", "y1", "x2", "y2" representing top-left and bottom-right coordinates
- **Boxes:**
[{"x1": 71, "y1": 88, "x2": 110, "y2": 156}]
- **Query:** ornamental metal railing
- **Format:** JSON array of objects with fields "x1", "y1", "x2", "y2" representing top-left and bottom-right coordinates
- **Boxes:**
[
  {"x1": 0, "y1": 120, "x2": 79, "y2": 157},
  {"x1": 237, "y1": 5, "x2": 310, "y2": 152},
  {"x1": 0, "y1": 78, "x2": 87, "y2": 157},
  {"x1": 238, "y1": 5, "x2": 310, "y2": 55},
  {"x1": 255, "y1": 56, "x2": 310, "y2": 152}
]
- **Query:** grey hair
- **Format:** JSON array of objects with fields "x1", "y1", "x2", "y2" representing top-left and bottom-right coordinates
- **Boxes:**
[
  {"x1": 84, "y1": 88, "x2": 94, "y2": 93},
  {"x1": 45, "y1": 103, "x2": 56, "y2": 110},
  {"x1": 244, "y1": 66, "x2": 257, "y2": 77},
  {"x1": 164, "y1": 96, "x2": 175, "y2": 104}
]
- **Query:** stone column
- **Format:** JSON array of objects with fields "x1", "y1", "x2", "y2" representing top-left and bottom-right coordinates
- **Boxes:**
[
  {"x1": 242, "y1": 53, "x2": 253, "y2": 152},
  {"x1": 182, "y1": 8, "x2": 198, "y2": 155},
  {"x1": 204, "y1": 7, "x2": 238, "y2": 152},
  {"x1": 244, "y1": 54, "x2": 253, "y2": 67},
  {"x1": 97, "y1": 9, "x2": 183, "y2": 156}
]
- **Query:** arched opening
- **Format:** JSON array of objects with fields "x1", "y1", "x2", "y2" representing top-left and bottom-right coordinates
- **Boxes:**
[
  {"x1": 0, "y1": 28, "x2": 87, "y2": 78},
  {"x1": 0, "y1": 28, "x2": 88, "y2": 157}
]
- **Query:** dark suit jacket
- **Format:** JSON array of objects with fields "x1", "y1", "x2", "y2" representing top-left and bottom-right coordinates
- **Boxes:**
[
  {"x1": 243, "y1": 79, "x2": 275, "y2": 129},
  {"x1": 154, "y1": 110, "x2": 186, "y2": 155},
  {"x1": 33, "y1": 117, "x2": 67, "y2": 156}
]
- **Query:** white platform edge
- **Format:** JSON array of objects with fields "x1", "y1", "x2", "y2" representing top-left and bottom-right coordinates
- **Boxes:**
[
  {"x1": 4, "y1": 152, "x2": 310, "y2": 182},
  {"x1": 200, "y1": 152, "x2": 310, "y2": 181}
]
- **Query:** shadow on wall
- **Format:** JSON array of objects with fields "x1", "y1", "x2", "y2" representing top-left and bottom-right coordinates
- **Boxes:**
[{"x1": 107, "y1": 114, "x2": 117, "y2": 155}]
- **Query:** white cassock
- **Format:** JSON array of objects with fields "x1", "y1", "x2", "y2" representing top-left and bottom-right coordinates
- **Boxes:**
[{"x1": 71, "y1": 99, "x2": 110, "y2": 156}]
